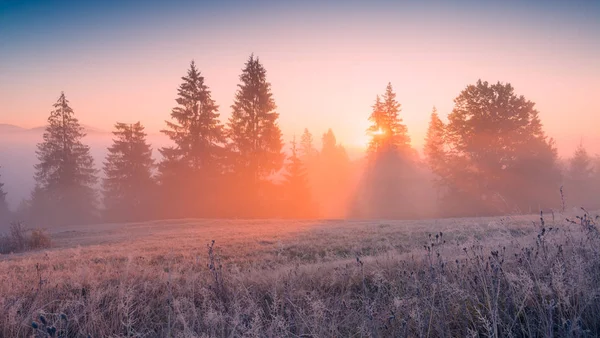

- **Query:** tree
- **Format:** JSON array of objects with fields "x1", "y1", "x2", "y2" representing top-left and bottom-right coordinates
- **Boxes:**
[
  {"x1": 31, "y1": 92, "x2": 98, "y2": 226},
  {"x1": 424, "y1": 107, "x2": 448, "y2": 207},
  {"x1": 367, "y1": 83, "x2": 410, "y2": 156},
  {"x1": 103, "y1": 122, "x2": 155, "y2": 222},
  {"x1": 424, "y1": 107, "x2": 446, "y2": 178},
  {"x1": 227, "y1": 54, "x2": 283, "y2": 215},
  {"x1": 159, "y1": 61, "x2": 226, "y2": 217},
  {"x1": 357, "y1": 83, "x2": 419, "y2": 219},
  {"x1": 282, "y1": 137, "x2": 314, "y2": 218},
  {"x1": 299, "y1": 128, "x2": 318, "y2": 160},
  {"x1": 442, "y1": 80, "x2": 561, "y2": 215},
  {"x1": 565, "y1": 143, "x2": 594, "y2": 208},
  {"x1": 0, "y1": 168, "x2": 10, "y2": 223},
  {"x1": 592, "y1": 155, "x2": 600, "y2": 208},
  {"x1": 313, "y1": 129, "x2": 351, "y2": 218}
]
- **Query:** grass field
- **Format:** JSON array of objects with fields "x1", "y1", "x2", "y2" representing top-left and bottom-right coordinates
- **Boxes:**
[{"x1": 1, "y1": 211, "x2": 599, "y2": 337}]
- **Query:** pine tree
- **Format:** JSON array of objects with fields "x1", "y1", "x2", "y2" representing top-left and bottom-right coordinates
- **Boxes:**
[
  {"x1": 321, "y1": 129, "x2": 338, "y2": 157},
  {"x1": 367, "y1": 95, "x2": 386, "y2": 154},
  {"x1": 367, "y1": 83, "x2": 410, "y2": 156},
  {"x1": 314, "y1": 129, "x2": 351, "y2": 217},
  {"x1": 283, "y1": 137, "x2": 313, "y2": 218},
  {"x1": 227, "y1": 54, "x2": 283, "y2": 214},
  {"x1": 103, "y1": 122, "x2": 155, "y2": 222},
  {"x1": 31, "y1": 92, "x2": 98, "y2": 226},
  {"x1": 566, "y1": 143, "x2": 593, "y2": 208},
  {"x1": 360, "y1": 83, "x2": 418, "y2": 218},
  {"x1": 0, "y1": 168, "x2": 10, "y2": 222},
  {"x1": 424, "y1": 107, "x2": 446, "y2": 181},
  {"x1": 592, "y1": 155, "x2": 600, "y2": 208},
  {"x1": 299, "y1": 128, "x2": 317, "y2": 160},
  {"x1": 569, "y1": 143, "x2": 593, "y2": 181},
  {"x1": 159, "y1": 61, "x2": 225, "y2": 217}
]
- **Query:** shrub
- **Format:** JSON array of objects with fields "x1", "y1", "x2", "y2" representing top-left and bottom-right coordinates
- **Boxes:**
[{"x1": 0, "y1": 221, "x2": 51, "y2": 254}]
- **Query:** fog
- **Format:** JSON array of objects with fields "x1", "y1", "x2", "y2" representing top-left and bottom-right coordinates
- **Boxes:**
[
  {"x1": 2, "y1": 120, "x2": 599, "y2": 227},
  {"x1": 0, "y1": 125, "x2": 170, "y2": 210}
]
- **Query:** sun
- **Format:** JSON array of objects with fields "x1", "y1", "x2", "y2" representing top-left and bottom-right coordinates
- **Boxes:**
[
  {"x1": 372, "y1": 128, "x2": 384, "y2": 136},
  {"x1": 354, "y1": 128, "x2": 386, "y2": 149}
]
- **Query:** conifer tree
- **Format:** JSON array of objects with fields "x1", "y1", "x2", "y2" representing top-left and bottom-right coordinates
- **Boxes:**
[
  {"x1": 227, "y1": 54, "x2": 283, "y2": 213},
  {"x1": 103, "y1": 122, "x2": 155, "y2": 222},
  {"x1": 566, "y1": 143, "x2": 593, "y2": 208},
  {"x1": 283, "y1": 137, "x2": 313, "y2": 217},
  {"x1": 568, "y1": 143, "x2": 593, "y2": 181},
  {"x1": 299, "y1": 128, "x2": 317, "y2": 160},
  {"x1": 0, "y1": 168, "x2": 10, "y2": 222},
  {"x1": 367, "y1": 83, "x2": 410, "y2": 156},
  {"x1": 315, "y1": 129, "x2": 351, "y2": 217},
  {"x1": 424, "y1": 107, "x2": 446, "y2": 181},
  {"x1": 360, "y1": 83, "x2": 418, "y2": 218},
  {"x1": 367, "y1": 95, "x2": 386, "y2": 154},
  {"x1": 592, "y1": 155, "x2": 600, "y2": 207},
  {"x1": 321, "y1": 129, "x2": 339, "y2": 157},
  {"x1": 159, "y1": 61, "x2": 225, "y2": 217},
  {"x1": 31, "y1": 92, "x2": 98, "y2": 226}
]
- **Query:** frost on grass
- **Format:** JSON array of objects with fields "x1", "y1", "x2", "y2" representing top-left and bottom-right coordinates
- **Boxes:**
[{"x1": 0, "y1": 212, "x2": 599, "y2": 337}]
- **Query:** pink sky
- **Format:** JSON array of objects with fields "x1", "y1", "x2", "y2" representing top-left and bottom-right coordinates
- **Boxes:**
[{"x1": 1, "y1": 1, "x2": 599, "y2": 158}]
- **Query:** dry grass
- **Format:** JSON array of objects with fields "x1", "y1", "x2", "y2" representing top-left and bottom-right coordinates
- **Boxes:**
[
  {"x1": 1, "y1": 212, "x2": 599, "y2": 337},
  {"x1": 0, "y1": 222, "x2": 51, "y2": 255}
]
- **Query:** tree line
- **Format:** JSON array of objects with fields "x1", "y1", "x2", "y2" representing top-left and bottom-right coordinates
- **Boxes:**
[{"x1": 1, "y1": 56, "x2": 599, "y2": 226}]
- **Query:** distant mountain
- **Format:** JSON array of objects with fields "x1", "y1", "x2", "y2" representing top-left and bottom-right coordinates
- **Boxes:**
[
  {"x1": 30, "y1": 124, "x2": 108, "y2": 134},
  {"x1": 0, "y1": 124, "x2": 107, "y2": 134},
  {"x1": 0, "y1": 124, "x2": 27, "y2": 133}
]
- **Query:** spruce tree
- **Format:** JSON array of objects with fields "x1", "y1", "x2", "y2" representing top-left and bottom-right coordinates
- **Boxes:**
[
  {"x1": 424, "y1": 107, "x2": 446, "y2": 182},
  {"x1": 367, "y1": 83, "x2": 410, "y2": 157},
  {"x1": 367, "y1": 95, "x2": 386, "y2": 154},
  {"x1": 0, "y1": 168, "x2": 10, "y2": 222},
  {"x1": 566, "y1": 143, "x2": 593, "y2": 208},
  {"x1": 321, "y1": 129, "x2": 339, "y2": 157},
  {"x1": 315, "y1": 129, "x2": 351, "y2": 217},
  {"x1": 227, "y1": 54, "x2": 283, "y2": 214},
  {"x1": 283, "y1": 137, "x2": 313, "y2": 218},
  {"x1": 31, "y1": 92, "x2": 98, "y2": 226},
  {"x1": 360, "y1": 83, "x2": 417, "y2": 218},
  {"x1": 299, "y1": 128, "x2": 317, "y2": 160},
  {"x1": 159, "y1": 61, "x2": 225, "y2": 217},
  {"x1": 103, "y1": 122, "x2": 155, "y2": 222}
]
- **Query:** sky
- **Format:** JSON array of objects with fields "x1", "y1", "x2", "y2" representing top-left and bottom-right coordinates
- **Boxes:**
[{"x1": 1, "y1": 0, "x2": 599, "y2": 156}]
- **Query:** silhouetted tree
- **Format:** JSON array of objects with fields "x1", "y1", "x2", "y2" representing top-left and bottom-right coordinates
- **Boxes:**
[
  {"x1": 314, "y1": 129, "x2": 351, "y2": 217},
  {"x1": 565, "y1": 143, "x2": 594, "y2": 208},
  {"x1": 31, "y1": 92, "x2": 98, "y2": 226},
  {"x1": 159, "y1": 61, "x2": 226, "y2": 217},
  {"x1": 227, "y1": 54, "x2": 283, "y2": 215},
  {"x1": 321, "y1": 129, "x2": 339, "y2": 157},
  {"x1": 356, "y1": 84, "x2": 420, "y2": 219},
  {"x1": 424, "y1": 107, "x2": 448, "y2": 207},
  {"x1": 442, "y1": 80, "x2": 561, "y2": 215},
  {"x1": 367, "y1": 83, "x2": 410, "y2": 156},
  {"x1": 299, "y1": 128, "x2": 318, "y2": 160},
  {"x1": 592, "y1": 155, "x2": 600, "y2": 207},
  {"x1": 0, "y1": 168, "x2": 10, "y2": 222},
  {"x1": 424, "y1": 107, "x2": 446, "y2": 180},
  {"x1": 103, "y1": 122, "x2": 155, "y2": 222},
  {"x1": 282, "y1": 137, "x2": 314, "y2": 218}
]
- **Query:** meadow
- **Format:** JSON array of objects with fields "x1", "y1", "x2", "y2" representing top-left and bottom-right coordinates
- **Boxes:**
[{"x1": 1, "y1": 210, "x2": 599, "y2": 337}]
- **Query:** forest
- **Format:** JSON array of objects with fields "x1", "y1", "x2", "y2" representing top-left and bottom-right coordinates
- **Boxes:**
[{"x1": 1, "y1": 55, "x2": 599, "y2": 227}]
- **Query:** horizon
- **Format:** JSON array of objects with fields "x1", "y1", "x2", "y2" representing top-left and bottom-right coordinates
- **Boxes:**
[{"x1": 1, "y1": 0, "x2": 599, "y2": 157}]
